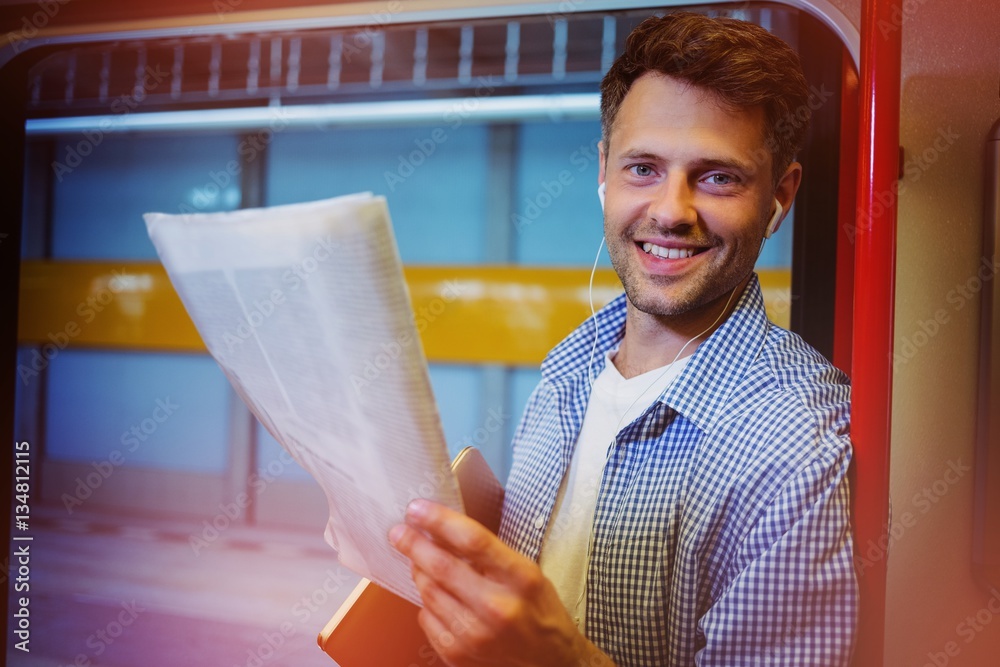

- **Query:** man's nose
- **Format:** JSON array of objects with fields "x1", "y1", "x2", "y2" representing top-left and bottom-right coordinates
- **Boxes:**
[{"x1": 647, "y1": 175, "x2": 697, "y2": 229}]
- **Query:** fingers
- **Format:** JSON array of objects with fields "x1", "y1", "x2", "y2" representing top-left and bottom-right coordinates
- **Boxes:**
[
  {"x1": 389, "y1": 502, "x2": 599, "y2": 667},
  {"x1": 412, "y1": 569, "x2": 485, "y2": 660},
  {"x1": 401, "y1": 499, "x2": 527, "y2": 583},
  {"x1": 415, "y1": 609, "x2": 457, "y2": 665},
  {"x1": 390, "y1": 520, "x2": 501, "y2": 610},
  {"x1": 390, "y1": 523, "x2": 494, "y2": 662}
]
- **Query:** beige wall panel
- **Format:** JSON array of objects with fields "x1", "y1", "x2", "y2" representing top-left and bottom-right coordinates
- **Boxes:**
[{"x1": 888, "y1": 1, "x2": 1000, "y2": 665}]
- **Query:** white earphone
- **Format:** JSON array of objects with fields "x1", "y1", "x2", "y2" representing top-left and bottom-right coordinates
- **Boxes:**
[
  {"x1": 764, "y1": 199, "x2": 783, "y2": 239},
  {"x1": 598, "y1": 182, "x2": 606, "y2": 210}
]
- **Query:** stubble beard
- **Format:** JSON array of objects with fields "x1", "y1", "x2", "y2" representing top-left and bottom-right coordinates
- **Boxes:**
[{"x1": 605, "y1": 221, "x2": 760, "y2": 320}]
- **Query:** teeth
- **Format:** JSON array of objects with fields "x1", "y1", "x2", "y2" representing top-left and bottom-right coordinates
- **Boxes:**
[{"x1": 642, "y1": 242, "x2": 696, "y2": 259}]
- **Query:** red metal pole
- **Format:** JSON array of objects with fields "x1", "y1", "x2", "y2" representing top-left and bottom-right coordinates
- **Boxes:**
[{"x1": 852, "y1": 0, "x2": 901, "y2": 665}]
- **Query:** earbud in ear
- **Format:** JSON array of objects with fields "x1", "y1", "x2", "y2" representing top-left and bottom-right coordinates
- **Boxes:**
[
  {"x1": 764, "y1": 199, "x2": 783, "y2": 239},
  {"x1": 598, "y1": 182, "x2": 606, "y2": 211}
]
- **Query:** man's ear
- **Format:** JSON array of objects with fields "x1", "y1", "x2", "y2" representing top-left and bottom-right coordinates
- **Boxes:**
[{"x1": 771, "y1": 161, "x2": 803, "y2": 235}]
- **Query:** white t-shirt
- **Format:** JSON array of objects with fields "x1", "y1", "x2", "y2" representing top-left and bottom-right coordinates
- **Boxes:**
[{"x1": 538, "y1": 351, "x2": 690, "y2": 629}]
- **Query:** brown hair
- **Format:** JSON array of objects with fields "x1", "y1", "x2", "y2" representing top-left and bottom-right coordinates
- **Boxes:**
[{"x1": 600, "y1": 12, "x2": 812, "y2": 185}]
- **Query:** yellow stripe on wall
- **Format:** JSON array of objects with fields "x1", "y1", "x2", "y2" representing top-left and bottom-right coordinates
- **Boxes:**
[{"x1": 17, "y1": 261, "x2": 790, "y2": 365}]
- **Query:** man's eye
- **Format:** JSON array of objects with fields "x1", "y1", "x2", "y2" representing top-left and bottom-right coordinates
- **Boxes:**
[
  {"x1": 630, "y1": 165, "x2": 653, "y2": 177},
  {"x1": 706, "y1": 173, "x2": 735, "y2": 186}
]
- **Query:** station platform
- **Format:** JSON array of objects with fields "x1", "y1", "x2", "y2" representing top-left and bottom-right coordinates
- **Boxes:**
[{"x1": 5, "y1": 504, "x2": 362, "y2": 667}]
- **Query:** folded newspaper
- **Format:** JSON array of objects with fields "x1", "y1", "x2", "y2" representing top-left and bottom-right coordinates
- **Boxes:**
[{"x1": 144, "y1": 193, "x2": 464, "y2": 606}]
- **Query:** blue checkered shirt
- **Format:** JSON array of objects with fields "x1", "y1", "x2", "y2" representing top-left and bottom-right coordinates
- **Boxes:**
[{"x1": 499, "y1": 275, "x2": 858, "y2": 666}]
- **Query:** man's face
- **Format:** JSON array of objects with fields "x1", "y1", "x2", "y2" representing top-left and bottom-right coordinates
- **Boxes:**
[{"x1": 599, "y1": 73, "x2": 797, "y2": 324}]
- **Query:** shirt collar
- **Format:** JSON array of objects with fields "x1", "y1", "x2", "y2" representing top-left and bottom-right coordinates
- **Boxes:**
[{"x1": 541, "y1": 274, "x2": 770, "y2": 433}]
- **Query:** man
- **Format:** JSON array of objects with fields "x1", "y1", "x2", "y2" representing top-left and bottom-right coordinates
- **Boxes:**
[{"x1": 390, "y1": 12, "x2": 858, "y2": 666}]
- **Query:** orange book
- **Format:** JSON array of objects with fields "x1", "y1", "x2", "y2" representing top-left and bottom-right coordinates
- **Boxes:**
[{"x1": 318, "y1": 447, "x2": 503, "y2": 665}]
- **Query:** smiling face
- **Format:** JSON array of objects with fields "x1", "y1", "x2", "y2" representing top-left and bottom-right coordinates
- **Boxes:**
[{"x1": 599, "y1": 73, "x2": 799, "y2": 328}]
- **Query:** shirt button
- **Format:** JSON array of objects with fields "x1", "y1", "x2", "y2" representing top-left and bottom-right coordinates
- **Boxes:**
[{"x1": 533, "y1": 515, "x2": 545, "y2": 530}]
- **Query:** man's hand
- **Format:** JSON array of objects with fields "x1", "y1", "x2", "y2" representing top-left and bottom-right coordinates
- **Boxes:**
[{"x1": 388, "y1": 499, "x2": 614, "y2": 667}]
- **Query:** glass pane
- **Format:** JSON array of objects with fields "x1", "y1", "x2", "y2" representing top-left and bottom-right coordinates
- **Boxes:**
[
  {"x1": 429, "y1": 364, "x2": 484, "y2": 460},
  {"x1": 256, "y1": 426, "x2": 312, "y2": 480},
  {"x1": 267, "y1": 125, "x2": 490, "y2": 264},
  {"x1": 514, "y1": 120, "x2": 606, "y2": 266},
  {"x1": 44, "y1": 349, "x2": 230, "y2": 473},
  {"x1": 51, "y1": 134, "x2": 241, "y2": 260}
]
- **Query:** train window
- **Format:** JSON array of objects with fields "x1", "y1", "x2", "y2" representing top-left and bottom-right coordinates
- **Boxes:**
[
  {"x1": 10, "y1": 3, "x2": 847, "y2": 526},
  {"x1": 0, "y1": 5, "x2": 868, "y2": 665},
  {"x1": 50, "y1": 134, "x2": 242, "y2": 259}
]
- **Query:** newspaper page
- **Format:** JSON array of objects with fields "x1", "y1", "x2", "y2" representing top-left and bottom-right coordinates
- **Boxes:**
[{"x1": 144, "y1": 193, "x2": 463, "y2": 606}]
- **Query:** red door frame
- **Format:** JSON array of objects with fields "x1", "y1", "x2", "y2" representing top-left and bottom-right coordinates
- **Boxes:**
[{"x1": 846, "y1": 1, "x2": 902, "y2": 665}]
